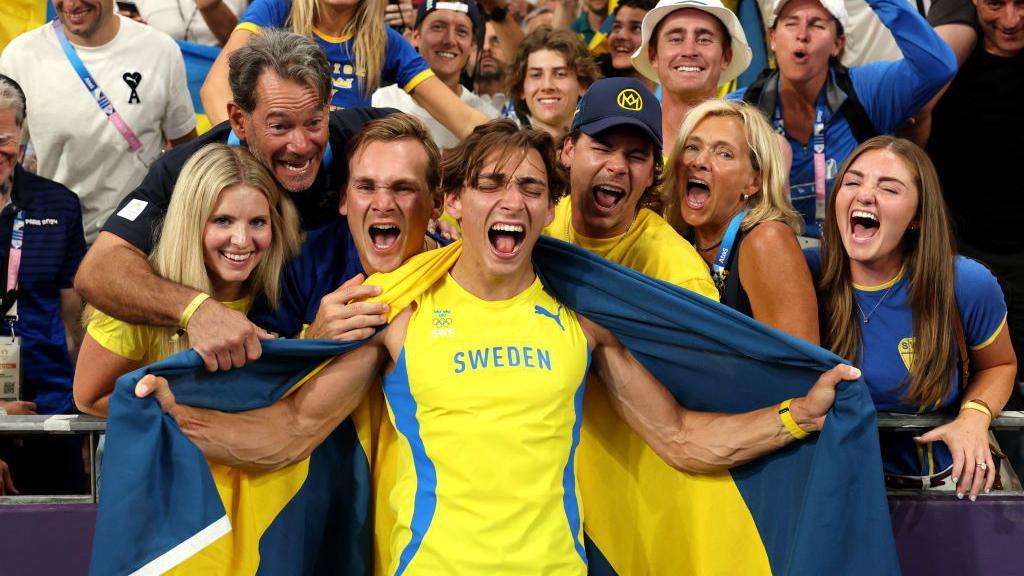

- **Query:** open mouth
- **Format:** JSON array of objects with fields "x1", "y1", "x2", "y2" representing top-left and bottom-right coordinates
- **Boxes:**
[
  {"x1": 792, "y1": 49, "x2": 809, "y2": 63},
  {"x1": 369, "y1": 224, "x2": 401, "y2": 251},
  {"x1": 592, "y1": 184, "x2": 626, "y2": 211},
  {"x1": 537, "y1": 96, "x2": 562, "y2": 106},
  {"x1": 488, "y1": 223, "x2": 525, "y2": 257},
  {"x1": 280, "y1": 157, "x2": 312, "y2": 173},
  {"x1": 684, "y1": 179, "x2": 710, "y2": 210},
  {"x1": 850, "y1": 210, "x2": 879, "y2": 240},
  {"x1": 221, "y1": 251, "x2": 254, "y2": 265},
  {"x1": 674, "y1": 65, "x2": 703, "y2": 74},
  {"x1": 434, "y1": 50, "x2": 458, "y2": 60}
]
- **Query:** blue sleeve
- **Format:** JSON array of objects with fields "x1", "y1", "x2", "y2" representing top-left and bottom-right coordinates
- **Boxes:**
[
  {"x1": 58, "y1": 195, "x2": 86, "y2": 290},
  {"x1": 383, "y1": 26, "x2": 432, "y2": 92},
  {"x1": 239, "y1": 0, "x2": 291, "y2": 28},
  {"x1": 954, "y1": 257, "x2": 1008, "y2": 350},
  {"x1": 802, "y1": 247, "x2": 822, "y2": 280},
  {"x1": 248, "y1": 252, "x2": 311, "y2": 337},
  {"x1": 848, "y1": 0, "x2": 957, "y2": 133}
]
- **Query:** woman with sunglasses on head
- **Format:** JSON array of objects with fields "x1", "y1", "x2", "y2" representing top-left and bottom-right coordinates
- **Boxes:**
[{"x1": 812, "y1": 136, "x2": 1016, "y2": 500}]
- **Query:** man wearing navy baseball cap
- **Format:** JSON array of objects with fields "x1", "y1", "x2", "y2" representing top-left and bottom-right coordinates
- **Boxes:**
[
  {"x1": 372, "y1": 0, "x2": 499, "y2": 149},
  {"x1": 545, "y1": 77, "x2": 717, "y2": 298}
]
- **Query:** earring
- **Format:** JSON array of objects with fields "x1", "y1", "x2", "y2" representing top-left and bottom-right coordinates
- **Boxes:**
[{"x1": 742, "y1": 193, "x2": 750, "y2": 200}]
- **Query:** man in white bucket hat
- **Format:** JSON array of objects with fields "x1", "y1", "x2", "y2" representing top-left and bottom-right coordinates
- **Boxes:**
[{"x1": 630, "y1": 0, "x2": 752, "y2": 148}]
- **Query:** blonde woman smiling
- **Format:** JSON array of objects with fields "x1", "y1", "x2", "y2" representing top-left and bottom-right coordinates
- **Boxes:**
[{"x1": 74, "y1": 144, "x2": 301, "y2": 416}]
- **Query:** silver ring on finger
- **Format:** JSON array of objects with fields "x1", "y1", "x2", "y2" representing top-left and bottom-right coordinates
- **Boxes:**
[{"x1": 977, "y1": 462, "x2": 988, "y2": 471}]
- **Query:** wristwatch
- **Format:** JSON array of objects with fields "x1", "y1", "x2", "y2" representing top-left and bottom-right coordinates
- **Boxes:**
[{"x1": 487, "y1": 5, "x2": 508, "y2": 22}]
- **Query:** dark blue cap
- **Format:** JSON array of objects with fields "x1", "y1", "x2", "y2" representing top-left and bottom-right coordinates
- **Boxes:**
[
  {"x1": 415, "y1": 0, "x2": 485, "y2": 33},
  {"x1": 570, "y1": 78, "x2": 662, "y2": 149}
]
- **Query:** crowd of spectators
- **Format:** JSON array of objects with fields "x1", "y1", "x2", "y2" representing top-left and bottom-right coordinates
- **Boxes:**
[{"x1": 0, "y1": 0, "x2": 1019, "y2": 517}]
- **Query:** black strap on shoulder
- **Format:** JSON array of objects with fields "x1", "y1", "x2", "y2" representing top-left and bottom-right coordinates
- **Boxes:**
[
  {"x1": 832, "y1": 64, "x2": 877, "y2": 144},
  {"x1": 741, "y1": 68, "x2": 777, "y2": 109}
]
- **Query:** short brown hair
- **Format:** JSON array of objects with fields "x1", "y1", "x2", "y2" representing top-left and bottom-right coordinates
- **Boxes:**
[
  {"x1": 441, "y1": 119, "x2": 569, "y2": 203},
  {"x1": 345, "y1": 112, "x2": 442, "y2": 202},
  {"x1": 506, "y1": 27, "x2": 602, "y2": 122}
]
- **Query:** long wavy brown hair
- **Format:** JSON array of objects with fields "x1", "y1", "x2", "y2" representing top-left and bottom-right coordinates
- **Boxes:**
[{"x1": 819, "y1": 136, "x2": 958, "y2": 409}]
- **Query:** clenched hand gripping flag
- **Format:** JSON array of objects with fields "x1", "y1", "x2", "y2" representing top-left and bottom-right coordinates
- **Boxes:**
[{"x1": 91, "y1": 237, "x2": 900, "y2": 575}]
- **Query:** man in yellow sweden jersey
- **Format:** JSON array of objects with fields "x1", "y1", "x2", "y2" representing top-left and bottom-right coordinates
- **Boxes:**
[
  {"x1": 137, "y1": 120, "x2": 858, "y2": 574},
  {"x1": 547, "y1": 76, "x2": 717, "y2": 299}
]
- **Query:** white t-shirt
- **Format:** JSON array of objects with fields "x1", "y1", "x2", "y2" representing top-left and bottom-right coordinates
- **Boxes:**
[
  {"x1": 372, "y1": 84, "x2": 499, "y2": 150},
  {"x1": 0, "y1": 15, "x2": 196, "y2": 243},
  {"x1": 135, "y1": 0, "x2": 249, "y2": 46}
]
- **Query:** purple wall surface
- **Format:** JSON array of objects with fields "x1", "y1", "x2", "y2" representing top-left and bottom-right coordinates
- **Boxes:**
[
  {"x1": 0, "y1": 504, "x2": 95, "y2": 576},
  {"x1": 1, "y1": 496, "x2": 1022, "y2": 574},
  {"x1": 889, "y1": 495, "x2": 1024, "y2": 575}
]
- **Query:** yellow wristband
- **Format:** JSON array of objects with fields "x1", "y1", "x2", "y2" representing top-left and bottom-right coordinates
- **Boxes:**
[
  {"x1": 961, "y1": 400, "x2": 993, "y2": 421},
  {"x1": 179, "y1": 293, "x2": 211, "y2": 330},
  {"x1": 779, "y1": 398, "x2": 810, "y2": 440}
]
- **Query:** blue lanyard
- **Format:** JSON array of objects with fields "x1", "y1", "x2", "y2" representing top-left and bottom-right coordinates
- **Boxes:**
[
  {"x1": 53, "y1": 19, "x2": 143, "y2": 153},
  {"x1": 711, "y1": 208, "x2": 748, "y2": 289},
  {"x1": 226, "y1": 131, "x2": 333, "y2": 170},
  {"x1": 772, "y1": 77, "x2": 829, "y2": 220}
]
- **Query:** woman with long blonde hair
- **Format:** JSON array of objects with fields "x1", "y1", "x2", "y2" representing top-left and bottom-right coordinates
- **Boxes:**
[
  {"x1": 816, "y1": 136, "x2": 1016, "y2": 499},
  {"x1": 74, "y1": 144, "x2": 301, "y2": 416},
  {"x1": 200, "y1": 0, "x2": 488, "y2": 135},
  {"x1": 664, "y1": 99, "x2": 818, "y2": 343}
]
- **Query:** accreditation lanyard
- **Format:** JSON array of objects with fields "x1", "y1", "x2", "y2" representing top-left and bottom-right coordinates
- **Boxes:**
[
  {"x1": 773, "y1": 80, "x2": 828, "y2": 222},
  {"x1": 711, "y1": 208, "x2": 748, "y2": 290},
  {"x1": 53, "y1": 19, "x2": 143, "y2": 153},
  {"x1": 4, "y1": 209, "x2": 25, "y2": 321}
]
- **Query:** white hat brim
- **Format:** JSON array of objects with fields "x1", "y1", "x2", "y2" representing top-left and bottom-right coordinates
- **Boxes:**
[{"x1": 631, "y1": 2, "x2": 753, "y2": 88}]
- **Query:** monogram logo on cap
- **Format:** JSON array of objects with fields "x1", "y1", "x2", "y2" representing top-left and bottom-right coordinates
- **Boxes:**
[{"x1": 617, "y1": 88, "x2": 642, "y2": 111}]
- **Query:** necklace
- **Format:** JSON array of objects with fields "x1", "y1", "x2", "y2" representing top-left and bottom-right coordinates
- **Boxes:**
[{"x1": 854, "y1": 284, "x2": 894, "y2": 323}]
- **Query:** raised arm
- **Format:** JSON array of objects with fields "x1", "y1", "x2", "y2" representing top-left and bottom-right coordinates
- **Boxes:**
[
  {"x1": 137, "y1": 335, "x2": 389, "y2": 472},
  {"x1": 856, "y1": 0, "x2": 958, "y2": 132},
  {"x1": 200, "y1": 27, "x2": 254, "y2": 125},
  {"x1": 579, "y1": 315, "x2": 859, "y2": 473},
  {"x1": 75, "y1": 232, "x2": 267, "y2": 371},
  {"x1": 738, "y1": 221, "x2": 819, "y2": 344}
]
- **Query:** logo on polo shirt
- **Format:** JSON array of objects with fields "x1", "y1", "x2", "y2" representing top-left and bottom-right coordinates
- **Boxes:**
[
  {"x1": 898, "y1": 337, "x2": 915, "y2": 371},
  {"x1": 617, "y1": 89, "x2": 642, "y2": 112}
]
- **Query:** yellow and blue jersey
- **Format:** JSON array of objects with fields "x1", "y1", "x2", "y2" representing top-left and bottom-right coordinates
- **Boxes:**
[
  {"x1": 807, "y1": 250, "x2": 1008, "y2": 476},
  {"x1": 381, "y1": 273, "x2": 590, "y2": 575},
  {"x1": 544, "y1": 198, "x2": 719, "y2": 301},
  {"x1": 237, "y1": 0, "x2": 433, "y2": 109}
]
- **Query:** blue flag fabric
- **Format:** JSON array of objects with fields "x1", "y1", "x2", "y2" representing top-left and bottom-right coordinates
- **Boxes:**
[{"x1": 91, "y1": 237, "x2": 899, "y2": 575}]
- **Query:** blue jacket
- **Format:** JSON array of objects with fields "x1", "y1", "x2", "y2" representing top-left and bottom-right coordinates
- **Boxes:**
[{"x1": 730, "y1": 0, "x2": 957, "y2": 237}]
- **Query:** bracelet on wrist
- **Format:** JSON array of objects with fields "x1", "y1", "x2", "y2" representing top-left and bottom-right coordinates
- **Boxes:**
[
  {"x1": 779, "y1": 398, "x2": 810, "y2": 440},
  {"x1": 960, "y1": 399, "x2": 993, "y2": 421},
  {"x1": 179, "y1": 293, "x2": 211, "y2": 330}
]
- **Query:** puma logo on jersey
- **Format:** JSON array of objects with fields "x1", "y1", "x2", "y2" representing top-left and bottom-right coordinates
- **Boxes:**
[{"x1": 534, "y1": 304, "x2": 564, "y2": 331}]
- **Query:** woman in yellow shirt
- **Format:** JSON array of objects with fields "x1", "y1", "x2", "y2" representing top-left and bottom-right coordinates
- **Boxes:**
[{"x1": 74, "y1": 144, "x2": 301, "y2": 416}]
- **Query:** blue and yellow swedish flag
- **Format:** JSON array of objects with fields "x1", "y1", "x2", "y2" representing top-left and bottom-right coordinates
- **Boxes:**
[{"x1": 92, "y1": 238, "x2": 899, "y2": 575}]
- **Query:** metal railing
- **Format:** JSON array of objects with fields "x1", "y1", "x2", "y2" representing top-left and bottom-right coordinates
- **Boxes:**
[
  {"x1": 2, "y1": 411, "x2": 1023, "y2": 503},
  {"x1": 0, "y1": 415, "x2": 106, "y2": 505},
  {"x1": 878, "y1": 410, "x2": 1024, "y2": 496}
]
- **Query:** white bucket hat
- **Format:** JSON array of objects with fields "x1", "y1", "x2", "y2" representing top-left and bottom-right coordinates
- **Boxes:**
[
  {"x1": 631, "y1": 0, "x2": 752, "y2": 88},
  {"x1": 770, "y1": 0, "x2": 849, "y2": 31}
]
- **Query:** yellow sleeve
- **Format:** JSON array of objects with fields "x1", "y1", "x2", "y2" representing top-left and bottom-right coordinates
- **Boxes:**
[
  {"x1": 86, "y1": 310, "x2": 155, "y2": 362},
  {"x1": 632, "y1": 212, "x2": 720, "y2": 301}
]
